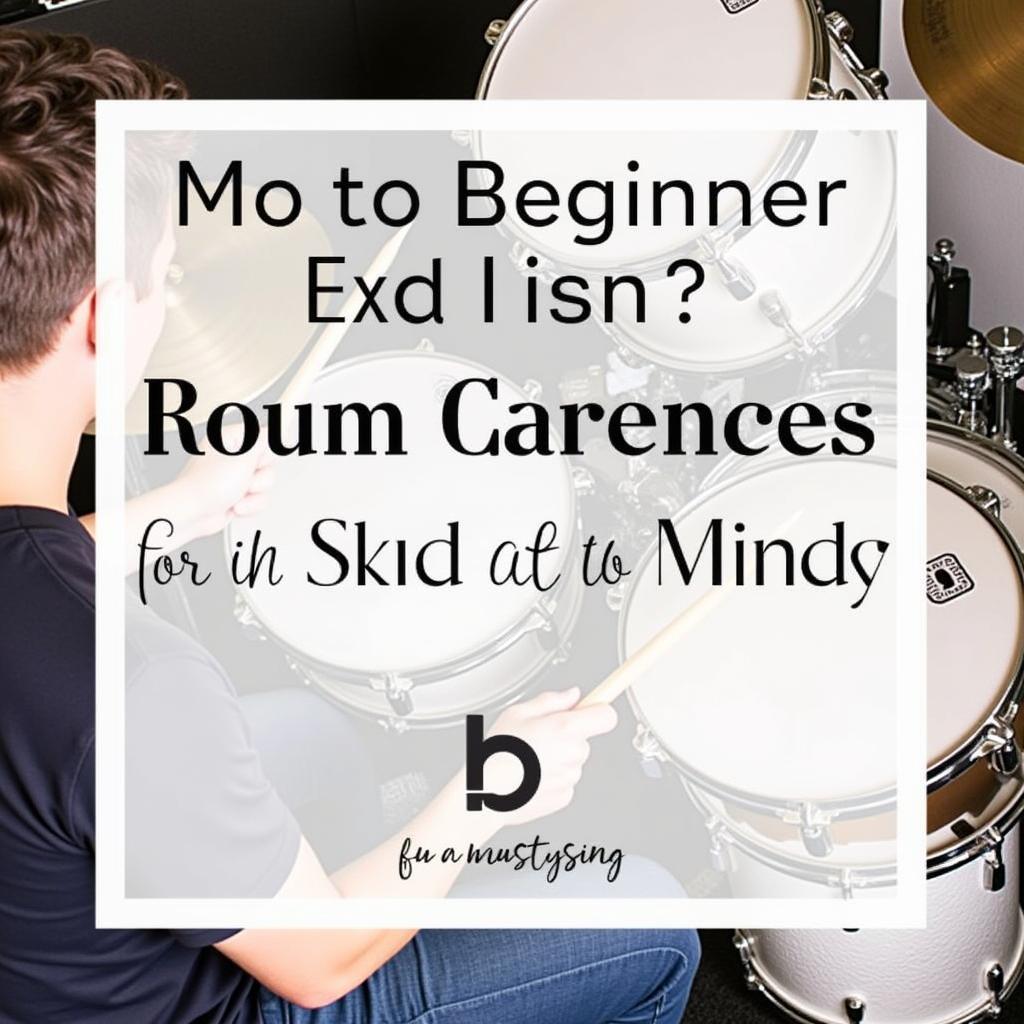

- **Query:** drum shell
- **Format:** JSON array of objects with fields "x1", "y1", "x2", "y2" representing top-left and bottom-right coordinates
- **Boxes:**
[{"x1": 740, "y1": 826, "x2": 1024, "y2": 1024}]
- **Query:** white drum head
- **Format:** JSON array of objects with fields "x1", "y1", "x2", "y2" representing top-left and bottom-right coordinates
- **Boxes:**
[
  {"x1": 482, "y1": 0, "x2": 816, "y2": 101},
  {"x1": 228, "y1": 353, "x2": 575, "y2": 676},
  {"x1": 928, "y1": 427, "x2": 1024, "y2": 548},
  {"x1": 928, "y1": 476, "x2": 1024, "y2": 764},
  {"x1": 611, "y1": 126, "x2": 895, "y2": 371},
  {"x1": 624, "y1": 458, "x2": 897, "y2": 803}
]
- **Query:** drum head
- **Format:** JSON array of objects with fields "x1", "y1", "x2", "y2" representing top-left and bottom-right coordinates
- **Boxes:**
[
  {"x1": 928, "y1": 424, "x2": 1024, "y2": 547},
  {"x1": 623, "y1": 458, "x2": 898, "y2": 804},
  {"x1": 481, "y1": 0, "x2": 816, "y2": 101},
  {"x1": 228, "y1": 353, "x2": 575, "y2": 676},
  {"x1": 610, "y1": 126, "x2": 895, "y2": 371},
  {"x1": 928, "y1": 475, "x2": 1024, "y2": 765}
]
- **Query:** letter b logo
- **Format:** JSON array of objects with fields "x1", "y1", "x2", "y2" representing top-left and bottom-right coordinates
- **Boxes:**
[{"x1": 465, "y1": 714, "x2": 542, "y2": 812}]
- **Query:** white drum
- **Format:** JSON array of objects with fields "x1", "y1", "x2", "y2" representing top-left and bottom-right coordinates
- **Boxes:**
[
  {"x1": 731, "y1": 440, "x2": 1024, "y2": 1023},
  {"x1": 477, "y1": 0, "x2": 893, "y2": 373},
  {"x1": 228, "y1": 351, "x2": 582, "y2": 729},
  {"x1": 928, "y1": 421, "x2": 1024, "y2": 547}
]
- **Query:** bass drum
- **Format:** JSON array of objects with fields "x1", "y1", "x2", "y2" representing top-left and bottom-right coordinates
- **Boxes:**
[{"x1": 738, "y1": 425, "x2": 1024, "y2": 1023}]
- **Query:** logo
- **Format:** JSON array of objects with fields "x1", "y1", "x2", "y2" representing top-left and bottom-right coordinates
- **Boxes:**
[
  {"x1": 720, "y1": 0, "x2": 760, "y2": 12},
  {"x1": 926, "y1": 553, "x2": 974, "y2": 604},
  {"x1": 465, "y1": 715, "x2": 542, "y2": 812}
]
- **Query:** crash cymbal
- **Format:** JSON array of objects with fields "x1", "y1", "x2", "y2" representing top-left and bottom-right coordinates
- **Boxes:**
[
  {"x1": 120, "y1": 186, "x2": 329, "y2": 434},
  {"x1": 904, "y1": 0, "x2": 1024, "y2": 164}
]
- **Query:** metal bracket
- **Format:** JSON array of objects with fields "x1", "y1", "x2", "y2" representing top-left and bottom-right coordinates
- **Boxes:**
[{"x1": 484, "y1": 19, "x2": 506, "y2": 46}]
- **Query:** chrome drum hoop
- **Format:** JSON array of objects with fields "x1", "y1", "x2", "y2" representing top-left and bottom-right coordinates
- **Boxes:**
[{"x1": 928, "y1": 420, "x2": 1024, "y2": 518}]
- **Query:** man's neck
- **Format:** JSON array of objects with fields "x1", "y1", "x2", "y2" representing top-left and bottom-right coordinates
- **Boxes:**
[{"x1": 0, "y1": 369, "x2": 87, "y2": 512}]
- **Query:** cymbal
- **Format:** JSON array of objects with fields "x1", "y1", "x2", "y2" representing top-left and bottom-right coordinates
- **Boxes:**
[
  {"x1": 121, "y1": 186, "x2": 329, "y2": 434},
  {"x1": 904, "y1": 0, "x2": 1024, "y2": 164}
]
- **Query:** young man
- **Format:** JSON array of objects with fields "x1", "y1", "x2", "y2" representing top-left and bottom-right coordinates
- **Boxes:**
[{"x1": 0, "y1": 27, "x2": 700, "y2": 1024}]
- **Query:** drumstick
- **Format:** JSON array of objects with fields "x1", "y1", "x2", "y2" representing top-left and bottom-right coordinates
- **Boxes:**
[
  {"x1": 578, "y1": 507, "x2": 806, "y2": 708},
  {"x1": 577, "y1": 584, "x2": 733, "y2": 708},
  {"x1": 278, "y1": 224, "x2": 412, "y2": 408}
]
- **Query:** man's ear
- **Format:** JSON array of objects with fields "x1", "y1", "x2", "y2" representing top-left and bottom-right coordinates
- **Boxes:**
[{"x1": 88, "y1": 280, "x2": 126, "y2": 357}]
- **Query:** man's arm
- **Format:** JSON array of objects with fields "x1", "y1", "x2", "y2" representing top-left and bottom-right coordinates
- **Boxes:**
[{"x1": 215, "y1": 689, "x2": 616, "y2": 1009}]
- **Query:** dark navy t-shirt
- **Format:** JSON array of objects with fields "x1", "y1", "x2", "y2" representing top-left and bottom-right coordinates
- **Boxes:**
[{"x1": 0, "y1": 507, "x2": 297, "y2": 1023}]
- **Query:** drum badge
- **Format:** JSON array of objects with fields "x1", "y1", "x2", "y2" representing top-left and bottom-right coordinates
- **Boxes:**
[
  {"x1": 720, "y1": 0, "x2": 760, "y2": 12},
  {"x1": 926, "y1": 553, "x2": 974, "y2": 604}
]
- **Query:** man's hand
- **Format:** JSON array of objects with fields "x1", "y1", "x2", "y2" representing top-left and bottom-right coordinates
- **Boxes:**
[
  {"x1": 481, "y1": 687, "x2": 618, "y2": 826},
  {"x1": 168, "y1": 425, "x2": 275, "y2": 542}
]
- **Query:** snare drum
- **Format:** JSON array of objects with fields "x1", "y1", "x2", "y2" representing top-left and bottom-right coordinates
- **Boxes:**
[{"x1": 228, "y1": 351, "x2": 582, "y2": 729}]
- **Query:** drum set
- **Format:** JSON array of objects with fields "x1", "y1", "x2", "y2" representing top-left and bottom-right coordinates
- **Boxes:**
[{"x1": 130, "y1": 1, "x2": 1024, "y2": 1022}]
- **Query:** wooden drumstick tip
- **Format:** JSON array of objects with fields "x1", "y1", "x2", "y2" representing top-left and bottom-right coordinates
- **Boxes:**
[{"x1": 278, "y1": 223, "x2": 413, "y2": 408}]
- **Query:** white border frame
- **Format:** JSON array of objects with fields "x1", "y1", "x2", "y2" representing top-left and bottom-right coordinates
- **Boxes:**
[{"x1": 95, "y1": 99, "x2": 928, "y2": 930}]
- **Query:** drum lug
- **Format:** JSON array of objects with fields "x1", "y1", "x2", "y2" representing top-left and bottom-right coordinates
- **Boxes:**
[
  {"x1": 233, "y1": 595, "x2": 263, "y2": 636},
  {"x1": 967, "y1": 485, "x2": 1002, "y2": 519},
  {"x1": 374, "y1": 673, "x2": 415, "y2": 719},
  {"x1": 797, "y1": 802, "x2": 834, "y2": 858},
  {"x1": 733, "y1": 932, "x2": 758, "y2": 990},
  {"x1": 414, "y1": 336, "x2": 436, "y2": 353},
  {"x1": 983, "y1": 722, "x2": 1020, "y2": 778},
  {"x1": 696, "y1": 236, "x2": 756, "y2": 300},
  {"x1": 509, "y1": 240, "x2": 554, "y2": 279},
  {"x1": 983, "y1": 830, "x2": 1007, "y2": 893},
  {"x1": 605, "y1": 580, "x2": 626, "y2": 613},
  {"x1": 571, "y1": 465, "x2": 595, "y2": 498},
  {"x1": 844, "y1": 996, "x2": 867, "y2": 1024},
  {"x1": 633, "y1": 724, "x2": 666, "y2": 778},
  {"x1": 807, "y1": 77, "x2": 834, "y2": 101},
  {"x1": 986, "y1": 963, "x2": 1006, "y2": 1011},
  {"x1": 759, "y1": 289, "x2": 815, "y2": 356},
  {"x1": 449, "y1": 130, "x2": 472, "y2": 148},
  {"x1": 708, "y1": 818, "x2": 736, "y2": 874},
  {"x1": 521, "y1": 378, "x2": 543, "y2": 402},
  {"x1": 484, "y1": 18, "x2": 506, "y2": 46}
]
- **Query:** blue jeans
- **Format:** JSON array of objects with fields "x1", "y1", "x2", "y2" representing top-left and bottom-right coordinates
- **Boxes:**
[
  {"x1": 257, "y1": 928, "x2": 699, "y2": 1024},
  {"x1": 244, "y1": 691, "x2": 700, "y2": 1023}
]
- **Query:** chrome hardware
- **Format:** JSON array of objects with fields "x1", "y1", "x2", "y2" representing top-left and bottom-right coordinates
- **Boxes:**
[
  {"x1": 508, "y1": 240, "x2": 554, "y2": 278},
  {"x1": 984, "y1": 722, "x2": 1021, "y2": 777},
  {"x1": 984, "y1": 838, "x2": 1006, "y2": 892},
  {"x1": 844, "y1": 996, "x2": 866, "y2": 1024},
  {"x1": 794, "y1": 802, "x2": 834, "y2": 858},
  {"x1": 571, "y1": 465, "x2": 595, "y2": 497},
  {"x1": 484, "y1": 19, "x2": 506, "y2": 46},
  {"x1": 606, "y1": 351, "x2": 654, "y2": 396},
  {"x1": 697, "y1": 236, "x2": 755, "y2": 300},
  {"x1": 986, "y1": 326, "x2": 1024, "y2": 451},
  {"x1": 953, "y1": 354, "x2": 990, "y2": 435},
  {"x1": 633, "y1": 724, "x2": 666, "y2": 763},
  {"x1": 930, "y1": 238, "x2": 956, "y2": 281},
  {"x1": 414, "y1": 336, "x2": 435, "y2": 353},
  {"x1": 605, "y1": 581, "x2": 626, "y2": 613},
  {"x1": 759, "y1": 289, "x2": 814, "y2": 356},
  {"x1": 966, "y1": 485, "x2": 1002, "y2": 518},
  {"x1": 449, "y1": 129, "x2": 473, "y2": 148},
  {"x1": 233, "y1": 596, "x2": 263, "y2": 635},
  {"x1": 987, "y1": 963, "x2": 1006, "y2": 1007},
  {"x1": 521, "y1": 378, "x2": 543, "y2": 402},
  {"x1": 375, "y1": 673, "x2": 414, "y2": 718},
  {"x1": 824, "y1": 10, "x2": 853, "y2": 44}
]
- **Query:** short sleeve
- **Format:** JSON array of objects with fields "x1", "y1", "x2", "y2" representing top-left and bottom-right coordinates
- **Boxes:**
[{"x1": 125, "y1": 654, "x2": 301, "y2": 899}]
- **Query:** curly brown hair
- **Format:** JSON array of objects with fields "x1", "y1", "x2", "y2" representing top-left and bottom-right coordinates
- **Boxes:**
[{"x1": 0, "y1": 28, "x2": 186, "y2": 373}]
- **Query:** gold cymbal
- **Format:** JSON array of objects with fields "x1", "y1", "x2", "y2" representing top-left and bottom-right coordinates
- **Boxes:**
[
  {"x1": 121, "y1": 186, "x2": 329, "y2": 434},
  {"x1": 904, "y1": 0, "x2": 1024, "y2": 164}
]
